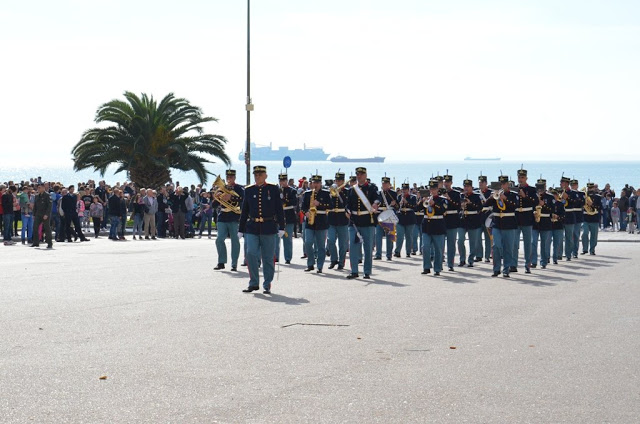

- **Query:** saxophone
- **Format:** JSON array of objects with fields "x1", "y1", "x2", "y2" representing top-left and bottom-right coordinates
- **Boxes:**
[
  {"x1": 534, "y1": 193, "x2": 543, "y2": 223},
  {"x1": 308, "y1": 189, "x2": 317, "y2": 225}
]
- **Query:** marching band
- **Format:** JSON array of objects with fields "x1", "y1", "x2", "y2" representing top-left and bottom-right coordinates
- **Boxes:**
[{"x1": 211, "y1": 165, "x2": 604, "y2": 293}]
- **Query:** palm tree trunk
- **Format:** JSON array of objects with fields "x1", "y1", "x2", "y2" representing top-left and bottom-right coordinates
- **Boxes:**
[{"x1": 129, "y1": 167, "x2": 172, "y2": 189}]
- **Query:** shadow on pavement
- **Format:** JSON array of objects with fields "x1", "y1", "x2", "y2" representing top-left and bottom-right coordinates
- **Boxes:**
[{"x1": 253, "y1": 293, "x2": 310, "y2": 305}]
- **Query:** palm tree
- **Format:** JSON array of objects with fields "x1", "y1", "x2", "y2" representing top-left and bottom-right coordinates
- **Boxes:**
[{"x1": 72, "y1": 92, "x2": 230, "y2": 188}]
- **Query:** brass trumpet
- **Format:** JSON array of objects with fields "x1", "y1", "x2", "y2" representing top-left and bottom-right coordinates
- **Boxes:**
[
  {"x1": 330, "y1": 182, "x2": 347, "y2": 197},
  {"x1": 212, "y1": 175, "x2": 241, "y2": 214}
]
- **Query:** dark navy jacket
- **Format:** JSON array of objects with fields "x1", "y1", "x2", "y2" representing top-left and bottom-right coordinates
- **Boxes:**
[
  {"x1": 486, "y1": 190, "x2": 519, "y2": 230},
  {"x1": 515, "y1": 184, "x2": 537, "y2": 226},
  {"x1": 461, "y1": 192, "x2": 483, "y2": 230},
  {"x1": 533, "y1": 193, "x2": 555, "y2": 231},
  {"x1": 302, "y1": 189, "x2": 331, "y2": 231},
  {"x1": 213, "y1": 184, "x2": 244, "y2": 223},
  {"x1": 239, "y1": 183, "x2": 285, "y2": 235},
  {"x1": 280, "y1": 185, "x2": 298, "y2": 225},
  {"x1": 583, "y1": 192, "x2": 602, "y2": 224},
  {"x1": 444, "y1": 189, "x2": 461, "y2": 229},
  {"x1": 346, "y1": 183, "x2": 379, "y2": 227},
  {"x1": 420, "y1": 196, "x2": 447, "y2": 235},
  {"x1": 396, "y1": 193, "x2": 417, "y2": 226},
  {"x1": 328, "y1": 189, "x2": 349, "y2": 227}
]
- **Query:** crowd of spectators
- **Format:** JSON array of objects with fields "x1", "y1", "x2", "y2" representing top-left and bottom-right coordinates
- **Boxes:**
[{"x1": 2, "y1": 177, "x2": 639, "y2": 247}]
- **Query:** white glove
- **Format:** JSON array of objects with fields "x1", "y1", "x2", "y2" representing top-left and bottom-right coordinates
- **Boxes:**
[
  {"x1": 237, "y1": 232, "x2": 244, "y2": 238},
  {"x1": 278, "y1": 230, "x2": 285, "y2": 238}
]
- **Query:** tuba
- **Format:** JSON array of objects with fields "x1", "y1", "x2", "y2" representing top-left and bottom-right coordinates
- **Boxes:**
[
  {"x1": 308, "y1": 189, "x2": 317, "y2": 225},
  {"x1": 213, "y1": 175, "x2": 241, "y2": 214},
  {"x1": 582, "y1": 187, "x2": 598, "y2": 215}
]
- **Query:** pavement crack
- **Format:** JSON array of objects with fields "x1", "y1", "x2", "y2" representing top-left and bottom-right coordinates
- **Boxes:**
[{"x1": 281, "y1": 323, "x2": 350, "y2": 328}]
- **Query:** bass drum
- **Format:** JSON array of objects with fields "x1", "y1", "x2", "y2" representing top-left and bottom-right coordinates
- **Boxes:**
[{"x1": 378, "y1": 209, "x2": 399, "y2": 224}]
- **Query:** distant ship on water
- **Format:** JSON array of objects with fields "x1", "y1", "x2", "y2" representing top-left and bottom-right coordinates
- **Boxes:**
[
  {"x1": 464, "y1": 157, "x2": 501, "y2": 161},
  {"x1": 330, "y1": 155, "x2": 385, "y2": 163},
  {"x1": 238, "y1": 142, "x2": 329, "y2": 161}
]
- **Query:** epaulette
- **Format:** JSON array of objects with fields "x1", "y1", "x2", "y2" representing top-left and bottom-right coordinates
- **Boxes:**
[{"x1": 245, "y1": 184, "x2": 255, "y2": 189}]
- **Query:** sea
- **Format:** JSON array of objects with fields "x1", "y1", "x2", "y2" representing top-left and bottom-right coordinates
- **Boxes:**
[{"x1": 1, "y1": 160, "x2": 638, "y2": 192}]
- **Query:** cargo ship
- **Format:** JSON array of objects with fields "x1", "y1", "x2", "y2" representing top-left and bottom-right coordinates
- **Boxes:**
[
  {"x1": 330, "y1": 155, "x2": 385, "y2": 163},
  {"x1": 238, "y1": 142, "x2": 329, "y2": 161},
  {"x1": 464, "y1": 157, "x2": 500, "y2": 161}
]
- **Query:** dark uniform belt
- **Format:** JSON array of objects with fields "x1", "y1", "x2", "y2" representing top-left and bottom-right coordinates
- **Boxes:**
[{"x1": 251, "y1": 217, "x2": 274, "y2": 222}]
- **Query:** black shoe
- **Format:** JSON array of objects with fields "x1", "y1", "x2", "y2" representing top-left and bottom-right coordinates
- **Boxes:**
[
  {"x1": 525, "y1": 268, "x2": 531, "y2": 274},
  {"x1": 263, "y1": 290, "x2": 271, "y2": 294},
  {"x1": 566, "y1": 257, "x2": 571, "y2": 262},
  {"x1": 241, "y1": 263, "x2": 247, "y2": 267},
  {"x1": 467, "y1": 264, "x2": 473, "y2": 268},
  {"x1": 301, "y1": 254, "x2": 307, "y2": 259},
  {"x1": 581, "y1": 251, "x2": 588, "y2": 255},
  {"x1": 46, "y1": 244, "x2": 53, "y2": 249},
  {"x1": 448, "y1": 267, "x2": 454, "y2": 272},
  {"x1": 530, "y1": 264, "x2": 537, "y2": 268},
  {"x1": 231, "y1": 267, "x2": 237, "y2": 272},
  {"x1": 510, "y1": 266, "x2": 518, "y2": 273},
  {"x1": 346, "y1": 273, "x2": 359, "y2": 279},
  {"x1": 363, "y1": 274, "x2": 370, "y2": 279},
  {"x1": 572, "y1": 255, "x2": 578, "y2": 259},
  {"x1": 406, "y1": 254, "x2": 411, "y2": 258},
  {"x1": 214, "y1": 264, "x2": 225, "y2": 270},
  {"x1": 152, "y1": 236, "x2": 156, "y2": 240},
  {"x1": 387, "y1": 257, "x2": 392, "y2": 261},
  {"x1": 358, "y1": 260, "x2": 362, "y2": 264},
  {"x1": 484, "y1": 259, "x2": 491, "y2": 263},
  {"x1": 337, "y1": 265, "x2": 344, "y2": 270},
  {"x1": 242, "y1": 286, "x2": 259, "y2": 293},
  {"x1": 285, "y1": 261, "x2": 291, "y2": 264},
  {"x1": 434, "y1": 271, "x2": 440, "y2": 276},
  {"x1": 304, "y1": 266, "x2": 315, "y2": 272},
  {"x1": 541, "y1": 265, "x2": 546, "y2": 269},
  {"x1": 275, "y1": 259, "x2": 279, "y2": 263},
  {"x1": 145, "y1": 236, "x2": 150, "y2": 240},
  {"x1": 458, "y1": 261, "x2": 466, "y2": 267},
  {"x1": 316, "y1": 269, "x2": 323, "y2": 274},
  {"x1": 503, "y1": 272, "x2": 510, "y2": 278},
  {"x1": 374, "y1": 256, "x2": 382, "y2": 260},
  {"x1": 328, "y1": 261, "x2": 338, "y2": 269},
  {"x1": 492, "y1": 271, "x2": 500, "y2": 277},
  {"x1": 393, "y1": 252, "x2": 401, "y2": 258},
  {"x1": 590, "y1": 252, "x2": 596, "y2": 255},
  {"x1": 475, "y1": 257, "x2": 483, "y2": 262},
  {"x1": 29, "y1": 244, "x2": 38, "y2": 248},
  {"x1": 553, "y1": 260, "x2": 558, "y2": 265},
  {"x1": 421, "y1": 269, "x2": 430, "y2": 274}
]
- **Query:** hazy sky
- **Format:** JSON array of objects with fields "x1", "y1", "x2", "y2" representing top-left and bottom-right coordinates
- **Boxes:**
[{"x1": 1, "y1": 0, "x2": 639, "y2": 166}]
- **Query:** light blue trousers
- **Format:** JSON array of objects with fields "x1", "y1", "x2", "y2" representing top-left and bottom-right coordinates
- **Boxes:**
[
  {"x1": 513, "y1": 225, "x2": 532, "y2": 270},
  {"x1": 552, "y1": 229, "x2": 564, "y2": 261},
  {"x1": 572, "y1": 222, "x2": 582, "y2": 257},
  {"x1": 412, "y1": 224, "x2": 422, "y2": 253},
  {"x1": 395, "y1": 224, "x2": 414, "y2": 256},
  {"x1": 327, "y1": 224, "x2": 348, "y2": 265},
  {"x1": 422, "y1": 233, "x2": 444, "y2": 272},
  {"x1": 350, "y1": 226, "x2": 374, "y2": 275},
  {"x1": 581, "y1": 222, "x2": 599, "y2": 254},
  {"x1": 216, "y1": 221, "x2": 240, "y2": 267},
  {"x1": 275, "y1": 223, "x2": 294, "y2": 262},
  {"x1": 458, "y1": 227, "x2": 481, "y2": 265},
  {"x1": 445, "y1": 228, "x2": 458, "y2": 268},
  {"x1": 305, "y1": 228, "x2": 328, "y2": 269},
  {"x1": 563, "y1": 224, "x2": 574, "y2": 260},
  {"x1": 375, "y1": 224, "x2": 394, "y2": 259},
  {"x1": 245, "y1": 233, "x2": 276, "y2": 290},
  {"x1": 531, "y1": 229, "x2": 552, "y2": 266},
  {"x1": 492, "y1": 228, "x2": 516, "y2": 274}
]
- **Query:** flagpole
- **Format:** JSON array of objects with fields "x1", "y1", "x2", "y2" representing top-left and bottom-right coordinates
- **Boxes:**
[{"x1": 245, "y1": 0, "x2": 253, "y2": 185}]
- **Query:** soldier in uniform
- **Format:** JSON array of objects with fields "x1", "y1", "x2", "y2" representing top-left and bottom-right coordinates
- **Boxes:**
[
  {"x1": 30, "y1": 183, "x2": 53, "y2": 248},
  {"x1": 560, "y1": 176, "x2": 578, "y2": 261},
  {"x1": 581, "y1": 182, "x2": 602, "y2": 255},
  {"x1": 420, "y1": 180, "x2": 446, "y2": 275},
  {"x1": 394, "y1": 183, "x2": 416, "y2": 258},
  {"x1": 375, "y1": 177, "x2": 397, "y2": 261},
  {"x1": 513, "y1": 168, "x2": 537, "y2": 273},
  {"x1": 301, "y1": 175, "x2": 331, "y2": 273},
  {"x1": 530, "y1": 179, "x2": 554, "y2": 269},
  {"x1": 412, "y1": 187, "x2": 424, "y2": 255},
  {"x1": 550, "y1": 187, "x2": 566, "y2": 264},
  {"x1": 239, "y1": 166, "x2": 285, "y2": 294},
  {"x1": 213, "y1": 169, "x2": 244, "y2": 271},
  {"x1": 346, "y1": 167, "x2": 380, "y2": 279},
  {"x1": 459, "y1": 179, "x2": 483, "y2": 267},
  {"x1": 478, "y1": 175, "x2": 492, "y2": 263},
  {"x1": 443, "y1": 174, "x2": 461, "y2": 271},
  {"x1": 485, "y1": 175, "x2": 519, "y2": 277},
  {"x1": 327, "y1": 172, "x2": 349, "y2": 270},
  {"x1": 275, "y1": 172, "x2": 297, "y2": 264},
  {"x1": 570, "y1": 179, "x2": 585, "y2": 258}
]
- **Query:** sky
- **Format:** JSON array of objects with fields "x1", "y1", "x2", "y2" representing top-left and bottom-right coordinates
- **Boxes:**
[{"x1": 1, "y1": 0, "x2": 639, "y2": 167}]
